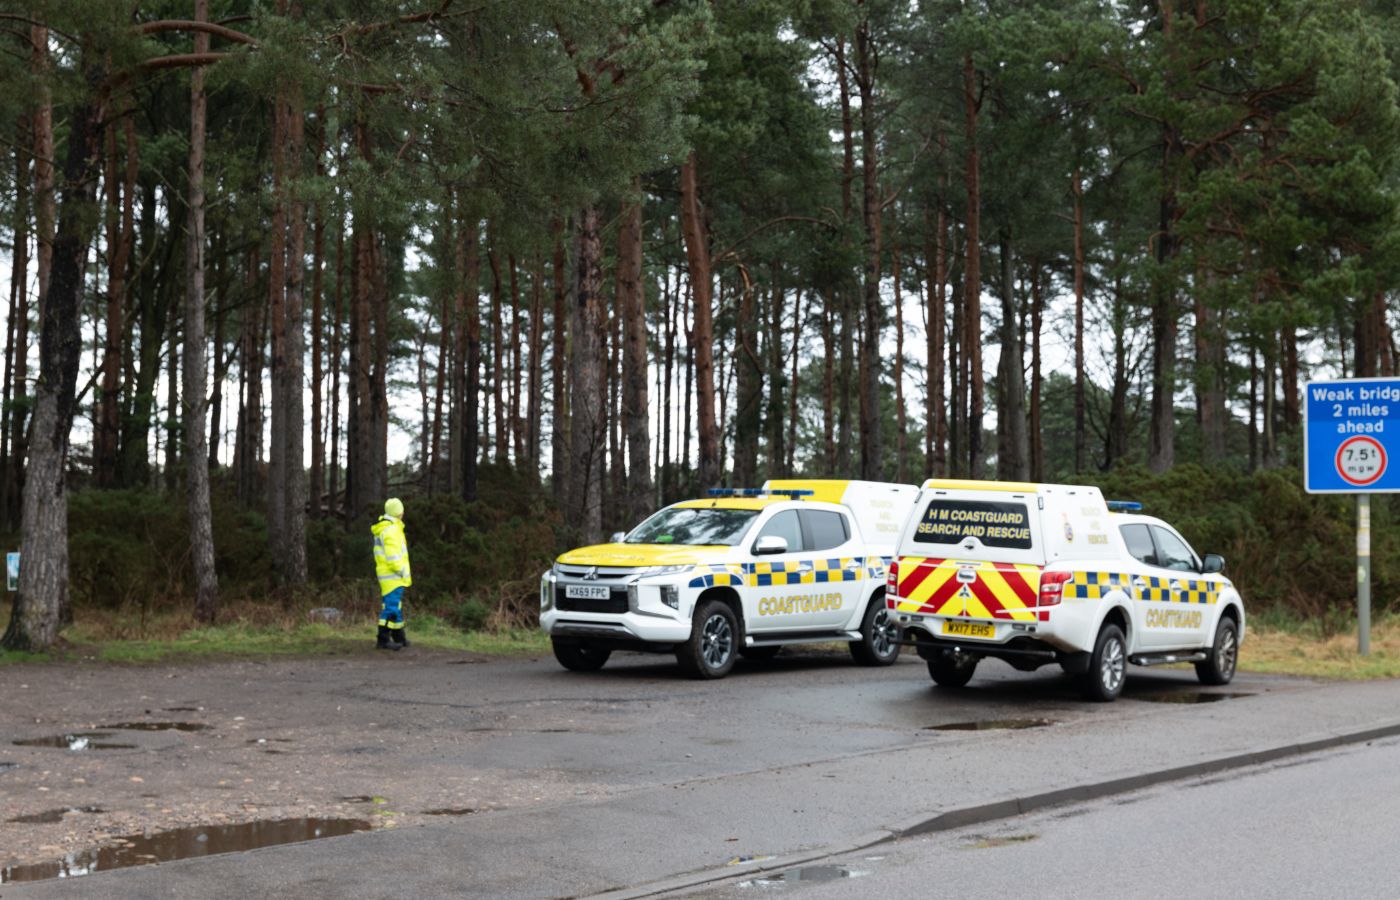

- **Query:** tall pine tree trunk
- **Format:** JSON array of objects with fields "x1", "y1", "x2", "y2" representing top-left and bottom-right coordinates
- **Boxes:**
[
  {"x1": 185, "y1": 8, "x2": 219, "y2": 622},
  {"x1": 1072, "y1": 169, "x2": 1087, "y2": 474},
  {"x1": 280, "y1": 64, "x2": 308, "y2": 584},
  {"x1": 963, "y1": 53, "x2": 984, "y2": 478},
  {"x1": 679, "y1": 153, "x2": 719, "y2": 490},
  {"x1": 856, "y1": 15, "x2": 883, "y2": 481},
  {"x1": 569, "y1": 205, "x2": 606, "y2": 542},
  {"x1": 3, "y1": 60, "x2": 105, "y2": 651},
  {"x1": 994, "y1": 230, "x2": 1027, "y2": 480},
  {"x1": 549, "y1": 221, "x2": 568, "y2": 504},
  {"x1": 3, "y1": 120, "x2": 31, "y2": 530},
  {"x1": 618, "y1": 182, "x2": 652, "y2": 524}
]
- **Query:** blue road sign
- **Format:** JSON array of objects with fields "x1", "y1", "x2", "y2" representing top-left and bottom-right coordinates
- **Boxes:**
[{"x1": 1305, "y1": 377, "x2": 1400, "y2": 493}]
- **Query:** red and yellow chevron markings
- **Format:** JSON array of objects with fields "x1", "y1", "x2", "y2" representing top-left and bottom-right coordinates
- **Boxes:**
[{"x1": 894, "y1": 557, "x2": 1042, "y2": 622}]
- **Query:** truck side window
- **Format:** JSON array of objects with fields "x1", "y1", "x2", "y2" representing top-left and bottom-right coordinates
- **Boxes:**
[
  {"x1": 800, "y1": 510, "x2": 849, "y2": 552},
  {"x1": 756, "y1": 510, "x2": 804, "y2": 553},
  {"x1": 1120, "y1": 524, "x2": 1157, "y2": 566},
  {"x1": 1151, "y1": 526, "x2": 1198, "y2": 572}
]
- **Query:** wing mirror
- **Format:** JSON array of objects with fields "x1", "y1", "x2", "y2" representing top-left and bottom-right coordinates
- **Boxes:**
[
  {"x1": 754, "y1": 535, "x2": 788, "y2": 556},
  {"x1": 610, "y1": 531, "x2": 627, "y2": 543},
  {"x1": 1201, "y1": 553, "x2": 1225, "y2": 575}
]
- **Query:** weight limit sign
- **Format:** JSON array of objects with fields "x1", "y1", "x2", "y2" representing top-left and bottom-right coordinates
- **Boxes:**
[{"x1": 1305, "y1": 377, "x2": 1400, "y2": 494}]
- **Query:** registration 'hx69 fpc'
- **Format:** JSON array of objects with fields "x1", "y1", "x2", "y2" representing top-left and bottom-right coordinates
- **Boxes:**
[
  {"x1": 888, "y1": 479, "x2": 1245, "y2": 701},
  {"x1": 540, "y1": 480, "x2": 918, "y2": 678}
]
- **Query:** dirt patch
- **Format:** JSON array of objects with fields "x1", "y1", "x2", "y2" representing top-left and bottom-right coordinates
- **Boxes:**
[{"x1": 0, "y1": 652, "x2": 612, "y2": 876}]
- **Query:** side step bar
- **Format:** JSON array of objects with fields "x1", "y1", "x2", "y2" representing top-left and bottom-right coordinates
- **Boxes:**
[
  {"x1": 1130, "y1": 651, "x2": 1208, "y2": 666},
  {"x1": 746, "y1": 631, "x2": 860, "y2": 648}
]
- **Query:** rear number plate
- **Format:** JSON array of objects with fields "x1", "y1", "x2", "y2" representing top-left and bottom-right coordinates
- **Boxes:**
[
  {"x1": 942, "y1": 620, "x2": 995, "y2": 639},
  {"x1": 565, "y1": 585, "x2": 610, "y2": 600}
]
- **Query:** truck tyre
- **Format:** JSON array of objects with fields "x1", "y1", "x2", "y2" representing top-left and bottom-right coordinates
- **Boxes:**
[
  {"x1": 676, "y1": 600, "x2": 739, "y2": 679},
  {"x1": 552, "y1": 639, "x2": 611, "y2": 672},
  {"x1": 1195, "y1": 617, "x2": 1239, "y2": 686},
  {"x1": 928, "y1": 651, "x2": 977, "y2": 688},
  {"x1": 1081, "y1": 623, "x2": 1127, "y2": 702},
  {"x1": 849, "y1": 596, "x2": 900, "y2": 666}
]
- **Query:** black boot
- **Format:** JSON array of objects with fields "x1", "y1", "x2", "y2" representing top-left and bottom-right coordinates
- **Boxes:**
[
  {"x1": 376, "y1": 625, "x2": 399, "y2": 651},
  {"x1": 393, "y1": 626, "x2": 410, "y2": 649}
]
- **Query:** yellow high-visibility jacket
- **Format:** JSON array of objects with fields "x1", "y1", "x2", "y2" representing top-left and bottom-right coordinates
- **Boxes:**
[{"x1": 371, "y1": 515, "x2": 412, "y2": 597}]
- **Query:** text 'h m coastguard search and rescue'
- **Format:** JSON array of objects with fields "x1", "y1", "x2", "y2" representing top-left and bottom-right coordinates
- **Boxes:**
[{"x1": 1305, "y1": 378, "x2": 1400, "y2": 493}]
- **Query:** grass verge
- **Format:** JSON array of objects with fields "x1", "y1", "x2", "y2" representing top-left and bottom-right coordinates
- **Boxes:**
[
  {"x1": 1242, "y1": 620, "x2": 1400, "y2": 680},
  {"x1": 0, "y1": 609, "x2": 550, "y2": 666}
]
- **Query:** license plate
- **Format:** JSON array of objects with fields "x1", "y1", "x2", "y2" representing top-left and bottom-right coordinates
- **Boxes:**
[
  {"x1": 942, "y1": 620, "x2": 995, "y2": 639},
  {"x1": 565, "y1": 585, "x2": 611, "y2": 600}
]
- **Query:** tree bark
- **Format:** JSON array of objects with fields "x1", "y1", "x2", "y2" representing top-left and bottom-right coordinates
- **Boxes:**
[
  {"x1": 457, "y1": 212, "x2": 481, "y2": 503},
  {"x1": 733, "y1": 266, "x2": 761, "y2": 487},
  {"x1": 893, "y1": 242, "x2": 906, "y2": 483},
  {"x1": 963, "y1": 53, "x2": 984, "y2": 478},
  {"x1": 95, "y1": 111, "x2": 132, "y2": 488},
  {"x1": 924, "y1": 206, "x2": 947, "y2": 478},
  {"x1": 856, "y1": 14, "x2": 883, "y2": 481},
  {"x1": 679, "y1": 152, "x2": 719, "y2": 490},
  {"x1": 309, "y1": 111, "x2": 325, "y2": 516},
  {"x1": 1072, "y1": 168, "x2": 1086, "y2": 474},
  {"x1": 618, "y1": 181, "x2": 652, "y2": 524},
  {"x1": 569, "y1": 204, "x2": 606, "y2": 543},
  {"x1": 3, "y1": 119, "x2": 31, "y2": 531},
  {"x1": 1029, "y1": 261, "x2": 1044, "y2": 482},
  {"x1": 526, "y1": 255, "x2": 545, "y2": 479},
  {"x1": 279, "y1": 56, "x2": 308, "y2": 584},
  {"x1": 3, "y1": 60, "x2": 105, "y2": 652},
  {"x1": 549, "y1": 221, "x2": 567, "y2": 504},
  {"x1": 994, "y1": 230, "x2": 1028, "y2": 480},
  {"x1": 185, "y1": 2, "x2": 219, "y2": 622}
]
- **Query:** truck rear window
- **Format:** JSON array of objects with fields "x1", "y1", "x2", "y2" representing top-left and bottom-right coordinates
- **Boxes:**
[{"x1": 913, "y1": 499, "x2": 1033, "y2": 550}]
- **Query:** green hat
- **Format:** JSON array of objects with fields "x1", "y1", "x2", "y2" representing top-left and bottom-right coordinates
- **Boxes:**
[{"x1": 384, "y1": 497, "x2": 404, "y2": 518}]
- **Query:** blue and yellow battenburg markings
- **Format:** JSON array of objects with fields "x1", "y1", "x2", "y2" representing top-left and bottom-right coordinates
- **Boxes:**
[
  {"x1": 1065, "y1": 572, "x2": 1222, "y2": 604},
  {"x1": 687, "y1": 556, "x2": 889, "y2": 589}
]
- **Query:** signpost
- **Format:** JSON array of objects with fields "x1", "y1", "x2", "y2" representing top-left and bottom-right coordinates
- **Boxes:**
[{"x1": 1305, "y1": 377, "x2": 1400, "y2": 655}]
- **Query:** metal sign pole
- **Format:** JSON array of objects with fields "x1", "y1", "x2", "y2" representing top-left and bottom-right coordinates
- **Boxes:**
[{"x1": 1358, "y1": 494, "x2": 1371, "y2": 656}]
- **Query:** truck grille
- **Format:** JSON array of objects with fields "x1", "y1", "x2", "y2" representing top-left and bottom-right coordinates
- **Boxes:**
[{"x1": 554, "y1": 587, "x2": 629, "y2": 614}]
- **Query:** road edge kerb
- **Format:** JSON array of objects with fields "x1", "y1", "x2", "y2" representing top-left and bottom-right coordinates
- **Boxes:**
[{"x1": 587, "y1": 720, "x2": 1400, "y2": 900}]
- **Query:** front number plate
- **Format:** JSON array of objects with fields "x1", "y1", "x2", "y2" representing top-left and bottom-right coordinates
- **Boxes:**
[
  {"x1": 565, "y1": 585, "x2": 611, "y2": 600},
  {"x1": 942, "y1": 620, "x2": 995, "y2": 639}
]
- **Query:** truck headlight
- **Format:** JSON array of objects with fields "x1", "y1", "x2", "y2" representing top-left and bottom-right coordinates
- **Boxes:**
[
  {"x1": 540, "y1": 574, "x2": 554, "y2": 611},
  {"x1": 635, "y1": 564, "x2": 691, "y2": 577}
]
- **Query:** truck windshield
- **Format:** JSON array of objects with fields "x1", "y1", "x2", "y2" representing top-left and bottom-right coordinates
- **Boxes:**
[{"x1": 626, "y1": 507, "x2": 759, "y2": 546}]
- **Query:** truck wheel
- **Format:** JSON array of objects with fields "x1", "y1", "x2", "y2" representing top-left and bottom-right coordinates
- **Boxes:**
[
  {"x1": 1195, "y1": 618, "x2": 1239, "y2": 686},
  {"x1": 1081, "y1": 623, "x2": 1127, "y2": 702},
  {"x1": 928, "y1": 651, "x2": 977, "y2": 688},
  {"x1": 849, "y1": 596, "x2": 900, "y2": 666},
  {"x1": 675, "y1": 600, "x2": 739, "y2": 679},
  {"x1": 552, "y1": 639, "x2": 611, "y2": 672}
]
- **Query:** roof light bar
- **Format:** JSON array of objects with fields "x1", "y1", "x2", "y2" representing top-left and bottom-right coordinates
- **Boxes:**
[
  {"x1": 1106, "y1": 500, "x2": 1143, "y2": 512},
  {"x1": 707, "y1": 488, "x2": 814, "y2": 499}
]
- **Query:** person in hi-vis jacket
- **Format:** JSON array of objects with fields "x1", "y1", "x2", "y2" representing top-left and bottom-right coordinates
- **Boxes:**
[{"x1": 372, "y1": 498, "x2": 412, "y2": 650}]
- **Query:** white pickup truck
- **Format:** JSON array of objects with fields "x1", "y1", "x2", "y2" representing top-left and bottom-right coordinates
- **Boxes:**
[
  {"x1": 888, "y1": 479, "x2": 1246, "y2": 701},
  {"x1": 540, "y1": 479, "x2": 918, "y2": 679}
]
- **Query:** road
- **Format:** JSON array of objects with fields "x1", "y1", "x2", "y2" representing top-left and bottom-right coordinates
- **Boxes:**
[
  {"x1": 679, "y1": 735, "x2": 1400, "y2": 899},
  {"x1": 3, "y1": 647, "x2": 1400, "y2": 899}
]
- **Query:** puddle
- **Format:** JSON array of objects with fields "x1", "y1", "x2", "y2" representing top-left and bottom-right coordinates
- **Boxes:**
[
  {"x1": 247, "y1": 738, "x2": 294, "y2": 744},
  {"x1": 0, "y1": 761, "x2": 17, "y2": 773},
  {"x1": 741, "y1": 865, "x2": 870, "y2": 887},
  {"x1": 925, "y1": 718, "x2": 1054, "y2": 731},
  {"x1": 965, "y1": 833, "x2": 1040, "y2": 849},
  {"x1": 422, "y1": 807, "x2": 479, "y2": 816},
  {"x1": 8, "y1": 806, "x2": 104, "y2": 824},
  {"x1": 101, "y1": 721, "x2": 209, "y2": 732},
  {"x1": 162, "y1": 707, "x2": 201, "y2": 713},
  {"x1": 0, "y1": 817, "x2": 372, "y2": 884},
  {"x1": 1134, "y1": 692, "x2": 1254, "y2": 705},
  {"x1": 13, "y1": 733, "x2": 137, "y2": 751}
]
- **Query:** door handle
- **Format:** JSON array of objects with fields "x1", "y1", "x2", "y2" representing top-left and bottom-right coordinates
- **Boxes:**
[
  {"x1": 1132, "y1": 578, "x2": 1149, "y2": 588},
  {"x1": 844, "y1": 561, "x2": 863, "y2": 570}
]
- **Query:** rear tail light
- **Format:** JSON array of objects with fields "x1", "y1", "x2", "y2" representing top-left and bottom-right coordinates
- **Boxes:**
[
  {"x1": 887, "y1": 559, "x2": 899, "y2": 593},
  {"x1": 1039, "y1": 570, "x2": 1072, "y2": 607}
]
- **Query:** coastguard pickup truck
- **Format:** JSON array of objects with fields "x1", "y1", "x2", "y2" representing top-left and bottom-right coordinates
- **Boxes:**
[
  {"x1": 540, "y1": 480, "x2": 918, "y2": 679},
  {"x1": 888, "y1": 479, "x2": 1245, "y2": 701}
]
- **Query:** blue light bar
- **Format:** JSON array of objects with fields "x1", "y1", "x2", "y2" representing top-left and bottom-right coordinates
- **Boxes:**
[
  {"x1": 706, "y1": 488, "x2": 814, "y2": 499},
  {"x1": 1106, "y1": 500, "x2": 1143, "y2": 512}
]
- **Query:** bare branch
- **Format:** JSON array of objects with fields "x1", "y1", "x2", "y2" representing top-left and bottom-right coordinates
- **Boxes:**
[{"x1": 138, "y1": 20, "x2": 258, "y2": 47}]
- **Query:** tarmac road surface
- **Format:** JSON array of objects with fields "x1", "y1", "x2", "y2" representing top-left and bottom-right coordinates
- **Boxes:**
[
  {"x1": 678, "y1": 734, "x2": 1400, "y2": 900},
  {"x1": 3, "y1": 646, "x2": 1399, "y2": 899}
]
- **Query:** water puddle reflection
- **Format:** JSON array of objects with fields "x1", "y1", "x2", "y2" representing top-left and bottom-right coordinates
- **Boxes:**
[
  {"x1": 0, "y1": 817, "x2": 372, "y2": 883},
  {"x1": 925, "y1": 718, "x2": 1054, "y2": 731},
  {"x1": 422, "y1": 807, "x2": 479, "y2": 816},
  {"x1": 1134, "y1": 692, "x2": 1253, "y2": 704},
  {"x1": 13, "y1": 732, "x2": 136, "y2": 751},
  {"x1": 741, "y1": 865, "x2": 870, "y2": 887},
  {"x1": 100, "y1": 721, "x2": 208, "y2": 732}
]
